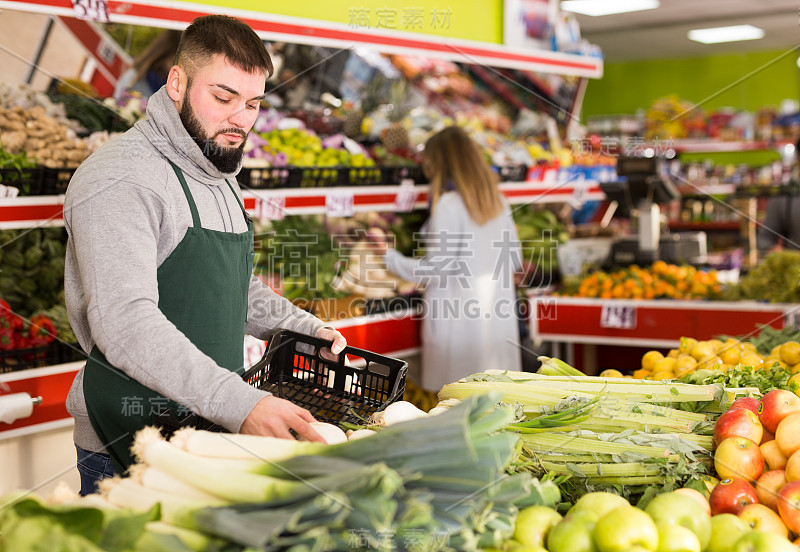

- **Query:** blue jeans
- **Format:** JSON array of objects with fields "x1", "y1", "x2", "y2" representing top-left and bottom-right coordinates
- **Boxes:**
[{"x1": 76, "y1": 445, "x2": 116, "y2": 496}]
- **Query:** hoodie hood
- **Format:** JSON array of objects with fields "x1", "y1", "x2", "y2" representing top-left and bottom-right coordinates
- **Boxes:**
[{"x1": 135, "y1": 86, "x2": 240, "y2": 185}]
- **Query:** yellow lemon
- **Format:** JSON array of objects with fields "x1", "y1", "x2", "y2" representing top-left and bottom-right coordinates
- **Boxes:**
[
  {"x1": 741, "y1": 342, "x2": 757, "y2": 353},
  {"x1": 679, "y1": 337, "x2": 698, "y2": 354},
  {"x1": 764, "y1": 357, "x2": 787, "y2": 370},
  {"x1": 632, "y1": 368, "x2": 650, "y2": 379},
  {"x1": 740, "y1": 354, "x2": 764, "y2": 369},
  {"x1": 771, "y1": 344, "x2": 784, "y2": 357},
  {"x1": 641, "y1": 350, "x2": 664, "y2": 371},
  {"x1": 652, "y1": 371, "x2": 673, "y2": 381},
  {"x1": 707, "y1": 339, "x2": 724, "y2": 353},
  {"x1": 667, "y1": 348, "x2": 680, "y2": 359},
  {"x1": 780, "y1": 341, "x2": 800, "y2": 366},
  {"x1": 690, "y1": 341, "x2": 715, "y2": 361},
  {"x1": 652, "y1": 357, "x2": 677, "y2": 374},
  {"x1": 599, "y1": 369, "x2": 624, "y2": 378},
  {"x1": 674, "y1": 363, "x2": 696, "y2": 379},
  {"x1": 791, "y1": 363, "x2": 800, "y2": 375},
  {"x1": 788, "y1": 373, "x2": 800, "y2": 396},
  {"x1": 718, "y1": 363, "x2": 733, "y2": 373},
  {"x1": 697, "y1": 355, "x2": 723, "y2": 370},
  {"x1": 719, "y1": 346, "x2": 741, "y2": 365},
  {"x1": 723, "y1": 338, "x2": 741, "y2": 348},
  {"x1": 675, "y1": 355, "x2": 698, "y2": 372}
]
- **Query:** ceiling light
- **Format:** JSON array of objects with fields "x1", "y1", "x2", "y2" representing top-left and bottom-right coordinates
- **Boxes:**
[
  {"x1": 688, "y1": 25, "x2": 765, "y2": 44},
  {"x1": 561, "y1": 0, "x2": 660, "y2": 17}
]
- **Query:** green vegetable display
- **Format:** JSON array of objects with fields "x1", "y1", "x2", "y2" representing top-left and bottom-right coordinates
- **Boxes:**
[
  {"x1": 0, "y1": 228, "x2": 67, "y2": 317},
  {"x1": 0, "y1": 393, "x2": 560, "y2": 551},
  {"x1": 0, "y1": 144, "x2": 38, "y2": 195},
  {"x1": 679, "y1": 363, "x2": 797, "y2": 396},
  {"x1": 720, "y1": 251, "x2": 800, "y2": 303},
  {"x1": 512, "y1": 207, "x2": 568, "y2": 283}
]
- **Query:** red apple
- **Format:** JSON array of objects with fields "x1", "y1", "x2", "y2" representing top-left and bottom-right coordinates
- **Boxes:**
[
  {"x1": 761, "y1": 428, "x2": 775, "y2": 444},
  {"x1": 758, "y1": 389, "x2": 800, "y2": 433},
  {"x1": 761, "y1": 440, "x2": 788, "y2": 471},
  {"x1": 776, "y1": 412, "x2": 800, "y2": 458},
  {"x1": 755, "y1": 470, "x2": 787, "y2": 510},
  {"x1": 714, "y1": 408, "x2": 764, "y2": 446},
  {"x1": 737, "y1": 503, "x2": 790, "y2": 538},
  {"x1": 709, "y1": 477, "x2": 760, "y2": 515},
  {"x1": 776, "y1": 480, "x2": 800, "y2": 534},
  {"x1": 715, "y1": 437, "x2": 765, "y2": 482},
  {"x1": 730, "y1": 396, "x2": 760, "y2": 414},
  {"x1": 785, "y1": 450, "x2": 800, "y2": 482}
]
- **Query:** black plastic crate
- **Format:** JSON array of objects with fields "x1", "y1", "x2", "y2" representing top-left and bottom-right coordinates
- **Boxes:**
[
  {"x1": 289, "y1": 167, "x2": 346, "y2": 188},
  {"x1": 381, "y1": 165, "x2": 425, "y2": 185},
  {"x1": 344, "y1": 166, "x2": 382, "y2": 186},
  {"x1": 40, "y1": 167, "x2": 78, "y2": 195},
  {"x1": 242, "y1": 329, "x2": 407, "y2": 424},
  {"x1": 238, "y1": 167, "x2": 293, "y2": 189},
  {"x1": 495, "y1": 164, "x2": 530, "y2": 182},
  {"x1": 0, "y1": 166, "x2": 43, "y2": 196}
]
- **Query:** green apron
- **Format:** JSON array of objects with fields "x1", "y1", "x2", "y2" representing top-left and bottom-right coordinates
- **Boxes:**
[{"x1": 83, "y1": 161, "x2": 254, "y2": 471}]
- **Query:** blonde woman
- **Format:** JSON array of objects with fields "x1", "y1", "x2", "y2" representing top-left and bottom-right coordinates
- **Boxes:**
[{"x1": 379, "y1": 126, "x2": 523, "y2": 393}]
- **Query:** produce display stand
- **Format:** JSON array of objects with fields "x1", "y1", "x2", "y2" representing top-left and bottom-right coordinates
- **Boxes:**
[
  {"x1": 0, "y1": 174, "x2": 606, "y2": 228},
  {"x1": 0, "y1": 308, "x2": 421, "y2": 437},
  {"x1": 529, "y1": 294, "x2": 797, "y2": 374}
]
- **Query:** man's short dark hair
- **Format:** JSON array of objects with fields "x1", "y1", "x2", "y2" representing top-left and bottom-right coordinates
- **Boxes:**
[{"x1": 175, "y1": 15, "x2": 273, "y2": 78}]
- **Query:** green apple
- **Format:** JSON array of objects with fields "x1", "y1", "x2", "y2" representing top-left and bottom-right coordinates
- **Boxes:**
[
  {"x1": 569, "y1": 491, "x2": 631, "y2": 519},
  {"x1": 655, "y1": 522, "x2": 701, "y2": 552},
  {"x1": 706, "y1": 514, "x2": 750, "y2": 552},
  {"x1": 547, "y1": 510, "x2": 598, "y2": 552},
  {"x1": 594, "y1": 506, "x2": 659, "y2": 552},
  {"x1": 731, "y1": 530, "x2": 797, "y2": 552},
  {"x1": 645, "y1": 492, "x2": 712, "y2": 550},
  {"x1": 513, "y1": 505, "x2": 562, "y2": 547},
  {"x1": 502, "y1": 540, "x2": 547, "y2": 552}
]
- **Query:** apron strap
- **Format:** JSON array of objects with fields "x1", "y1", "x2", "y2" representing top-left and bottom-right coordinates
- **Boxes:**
[
  {"x1": 168, "y1": 160, "x2": 201, "y2": 229},
  {"x1": 225, "y1": 179, "x2": 251, "y2": 226}
]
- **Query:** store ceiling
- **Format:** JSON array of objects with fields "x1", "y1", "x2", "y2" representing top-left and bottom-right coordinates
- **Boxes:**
[{"x1": 567, "y1": 0, "x2": 800, "y2": 62}]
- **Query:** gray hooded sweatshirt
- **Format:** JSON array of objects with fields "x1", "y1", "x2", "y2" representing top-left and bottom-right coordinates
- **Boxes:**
[{"x1": 64, "y1": 87, "x2": 325, "y2": 453}]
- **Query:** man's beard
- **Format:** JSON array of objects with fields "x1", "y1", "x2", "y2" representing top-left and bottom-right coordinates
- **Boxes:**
[{"x1": 180, "y1": 98, "x2": 246, "y2": 174}]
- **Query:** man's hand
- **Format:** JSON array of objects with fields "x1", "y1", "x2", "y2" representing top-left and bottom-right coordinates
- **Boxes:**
[
  {"x1": 317, "y1": 327, "x2": 346, "y2": 361},
  {"x1": 240, "y1": 395, "x2": 324, "y2": 442}
]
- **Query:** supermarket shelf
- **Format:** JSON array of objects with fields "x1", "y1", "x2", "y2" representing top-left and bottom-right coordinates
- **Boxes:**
[
  {"x1": 672, "y1": 140, "x2": 782, "y2": 153},
  {"x1": 0, "y1": 175, "x2": 608, "y2": 225},
  {"x1": 530, "y1": 295, "x2": 797, "y2": 348},
  {"x1": 0, "y1": 311, "x2": 421, "y2": 437},
  {"x1": 668, "y1": 221, "x2": 741, "y2": 232},
  {"x1": 0, "y1": 195, "x2": 65, "y2": 229},
  {"x1": 677, "y1": 184, "x2": 737, "y2": 196},
  {"x1": 0, "y1": 1, "x2": 603, "y2": 78}
]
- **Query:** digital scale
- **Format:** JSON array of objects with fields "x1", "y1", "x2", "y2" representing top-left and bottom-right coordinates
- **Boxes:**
[{"x1": 600, "y1": 156, "x2": 707, "y2": 267}]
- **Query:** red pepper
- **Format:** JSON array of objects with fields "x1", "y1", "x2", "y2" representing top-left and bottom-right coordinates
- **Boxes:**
[
  {"x1": 13, "y1": 333, "x2": 32, "y2": 350},
  {"x1": 29, "y1": 315, "x2": 57, "y2": 346},
  {"x1": 0, "y1": 299, "x2": 12, "y2": 331},
  {"x1": 0, "y1": 329, "x2": 14, "y2": 351}
]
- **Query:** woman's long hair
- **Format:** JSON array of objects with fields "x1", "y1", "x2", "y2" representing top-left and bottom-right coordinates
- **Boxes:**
[{"x1": 424, "y1": 126, "x2": 504, "y2": 225}]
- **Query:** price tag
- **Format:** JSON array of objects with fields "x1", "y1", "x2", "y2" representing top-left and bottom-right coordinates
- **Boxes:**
[
  {"x1": 600, "y1": 304, "x2": 637, "y2": 330},
  {"x1": 255, "y1": 196, "x2": 285, "y2": 221},
  {"x1": 393, "y1": 179, "x2": 417, "y2": 212},
  {"x1": 326, "y1": 191, "x2": 355, "y2": 218},
  {"x1": 72, "y1": 0, "x2": 110, "y2": 22}
]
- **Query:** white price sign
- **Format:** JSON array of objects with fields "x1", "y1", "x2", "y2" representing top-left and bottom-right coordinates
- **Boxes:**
[
  {"x1": 326, "y1": 191, "x2": 355, "y2": 218},
  {"x1": 72, "y1": 0, "x2": 110, "y2": 22},
  {"x1": 393, "y1": 179, "x2": 417, "y2": 212},
  {"x1": 600, "y1": 304, "x2": 637, "y2": 330},
  {"x1": 255, "y1": 196, "x2": 285, "y2": 221}
]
